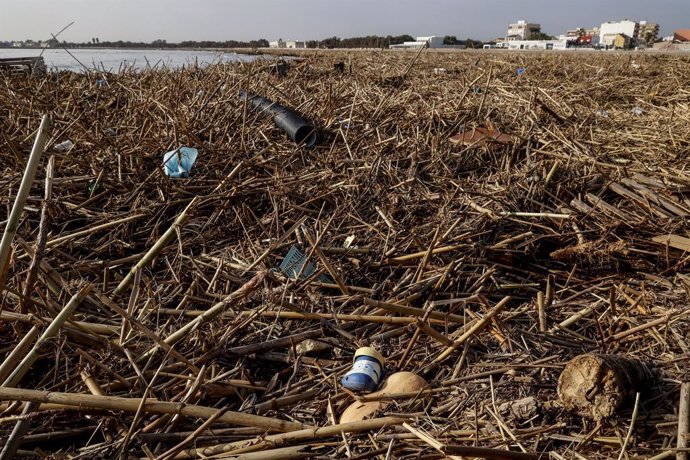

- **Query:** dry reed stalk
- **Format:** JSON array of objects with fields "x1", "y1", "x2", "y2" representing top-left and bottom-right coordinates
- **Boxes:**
[
  {"x1": 0, "y1": 326, "x2": 39, "y2": 384},
  {"x1": 679, "y1": 383, "x2": 690, "y2": 460},
  {"x1": 20, "y1": 155, "x2": 54, "y2": 313},
  {"x1": 0, "y1": 115, "x2": 50, "y2": 285},
  {"x1": 112, "y1": 198, "x2": 197, "y2": 297},
  {"x1": 0, "y1": 387, "x2": 305, "y2": 432},
  {"x1": 177, "y1": 416, "x2": 408, "y2": 458},
  {"x1": 433, "y1": 296, "x2": 510, "y2": 364},
  {"x1": 2, "y1": 284, "x2": 92, "y2": 387}
]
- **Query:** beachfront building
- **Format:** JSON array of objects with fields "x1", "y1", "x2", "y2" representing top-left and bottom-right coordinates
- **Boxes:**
[
  {"x1": 507, "y1": 21, "x2": 541, "y2": 40},
  {"x1": 599, "y1": 20, "x2": 639, "y2": 47},
  {"x1": 497, "y1": 39, "x2": 568, "y2": 50},
  {"x1": 269, "y1": 39, "x2": 286, "y2": 49},
  {"x1": 653, "y1": 29, "x2": 690, "y2": 51},
  {"x1": 577, "y1": 35, "x2": 599, "y2": 46},
  {"x1": 286, "y1": 40, "x2": 307, "y2": 49},
  {"x1": 613, "y1": 34, "x2": 632, "y2": 49},
  {"x1": 674, "y1": 29, "x2": 690, "y2": 42},
  {"x1": 557, "y1": 26, "x2": 601, "y2": 47},
  {"x1": 586, "y1": 27, "x2": 601, "y2": 37},
  {"x1": 638, "y1": 21, "x2": 660, "y2": 45},
  {"x1": 389, "y1": 35, "x2": 445, "y2": 49}
]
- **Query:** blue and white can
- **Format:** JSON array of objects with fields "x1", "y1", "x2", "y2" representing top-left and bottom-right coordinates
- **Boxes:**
[{"x1": 341, "y1": 347, "x2": 384, "y2": 393}]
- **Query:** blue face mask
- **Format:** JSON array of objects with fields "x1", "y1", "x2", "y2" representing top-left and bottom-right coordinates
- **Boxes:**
[{"x1": 163, "y1": 147, "x2": 198, "y2": 178}]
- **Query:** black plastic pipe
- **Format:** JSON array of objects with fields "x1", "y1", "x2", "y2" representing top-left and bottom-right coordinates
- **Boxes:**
[{"x1": 239, "y1": 90, "x2": 317, "y2": 148}]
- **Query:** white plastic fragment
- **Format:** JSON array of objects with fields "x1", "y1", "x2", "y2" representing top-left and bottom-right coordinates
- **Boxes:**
[{"x1": 53, "y1": 140, "x2": 74, "y2": 152}]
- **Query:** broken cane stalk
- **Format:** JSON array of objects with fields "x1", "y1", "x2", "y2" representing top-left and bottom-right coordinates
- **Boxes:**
[
  {"x1": 0, "y1": 387, "x2": 304, "y2": 432},
  {"x1": 678, "y1": 382, "x2": 690, "y2": 460},
  {"x1": 433, "y1": 296, "x2": 510, "y2": 364},
  {"x1": 0, "y1": 115, "x2": 51, "y2": 285},
  {"x1": 139, "y1": 271, "x2": 265, "y2": 360},
  {"x1": 112, "y1": 198, "x2": 197, "y2": 297},
  {"x1": 2, "y1": 284, "x2": 92, "y2": 388}
]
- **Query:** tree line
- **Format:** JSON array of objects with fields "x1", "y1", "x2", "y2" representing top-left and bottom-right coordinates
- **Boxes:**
[
  {"x1": 0, "y1": 38, "x2": 270, "y2": 49},
  {"x1": 1, "y1": 34, "x2": 487, "y2": 49}
]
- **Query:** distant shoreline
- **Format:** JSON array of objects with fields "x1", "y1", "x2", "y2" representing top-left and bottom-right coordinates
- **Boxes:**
[{"x1": 1, "y1": 46, "x2": 683, "y2": 61}]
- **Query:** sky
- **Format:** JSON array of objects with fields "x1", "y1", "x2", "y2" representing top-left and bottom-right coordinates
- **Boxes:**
[{"x1": 1, "y1": 0, "x2": 689, "y2": 43}]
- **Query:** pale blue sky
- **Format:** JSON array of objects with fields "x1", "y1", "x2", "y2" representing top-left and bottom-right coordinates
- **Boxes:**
[{"x1": 1, "y1": 0, "x2": 688, "y2": 42}]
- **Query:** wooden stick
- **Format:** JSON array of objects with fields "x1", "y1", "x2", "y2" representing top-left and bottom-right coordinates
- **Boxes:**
[
  {"x1": 414, "y1": 318, "x2": 453, "y2": 346},
  {"x1": 0, "y1": 114, "x2": 51, "y2": 285},
  {"x1": 678, "y1": 382, "x2": 690, "y2": 460},
  {"x1": 0, "y1": 387, "x2": 305, "y2": 432},
  {"x1": 489, "y1": 231, "x2": 534, "y2": 250},
  {"x1": 499, "y1": 212, "x2": 571, "y2": 219},
  {"x1": 227, "y1": 329, "x2": 321, "y2": 357}
]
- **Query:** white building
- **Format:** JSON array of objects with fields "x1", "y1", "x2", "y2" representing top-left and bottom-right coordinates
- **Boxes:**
[
  {"x1": 269, "y1": 39, "x2": 286, "y2": 49},
  {"x1": 497, "y1": 39, "x2": 568, "y2": 50},
  {"x1": 417, "y1": 36, "x2": 445, "y2": 48},
  {"x1": 286, "y1": 40, "x2": 307, "y2": 49},
  {"x1": 507, "y1": 20, "x2": 541, "y2": 40},
  {"x1": 599, "y1": 20, "x2": 639, "y2": 46},
  {"x1": 389, "y1": 35, "x2": 447, "y2": 49}
]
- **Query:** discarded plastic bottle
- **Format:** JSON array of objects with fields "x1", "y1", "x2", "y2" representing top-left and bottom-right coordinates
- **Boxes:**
[{"x1": 341, "y1": 347, "x2": 384, "y2": 393}]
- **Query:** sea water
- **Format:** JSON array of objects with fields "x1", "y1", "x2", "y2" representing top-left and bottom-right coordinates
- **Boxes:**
[{"x1": 0, "y1": 48, "x2": 262, "y2": 72}]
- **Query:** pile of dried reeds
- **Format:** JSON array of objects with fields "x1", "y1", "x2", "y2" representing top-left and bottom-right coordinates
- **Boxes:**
[{"x1": 1, "y1": 50, "x2": 690, "y2": 459}]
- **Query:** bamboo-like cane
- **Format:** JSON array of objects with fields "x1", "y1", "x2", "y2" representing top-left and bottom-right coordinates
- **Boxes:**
[
  {"x1": 433, "y1": 296, "x2": 510, "y2": 364},
  {"x1": 0, "y1": 326, "x2": 39, "y2": 384},
  {"x1": 176, "y1": 416, "x2": 408, "y2": 458},
  {"x1": 112, "y1": 198, "x2": 197, "y2": 297},
  {"x1": 0, "y1": 400, "x2": 40, "y2": 459},
  {"x1": 205, "y1": 445, "x2": 325, "y2": 460},
  {"x1": 2, "y1": 284, "x2": 92, "y2": 388},
  {"x1": 139, "y1": 271, "x2": 265, "y2": 360},
  {"x1": 678, "y1": 382, "x2": 690, "y2": 460},
  {"x1": 0, "y1": 115, "x2": 51, "y2": 286},
  {"x1": 21, "y1": 154, "x2": 54, "y2": 313},
  {"x1": 0, "y1": 386, "x2": 305, "y2": 432}
]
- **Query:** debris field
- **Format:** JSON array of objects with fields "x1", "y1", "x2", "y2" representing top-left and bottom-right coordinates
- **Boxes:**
[{"x1": 1, "y1": 50, "x2": 690, "y2": 459}]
